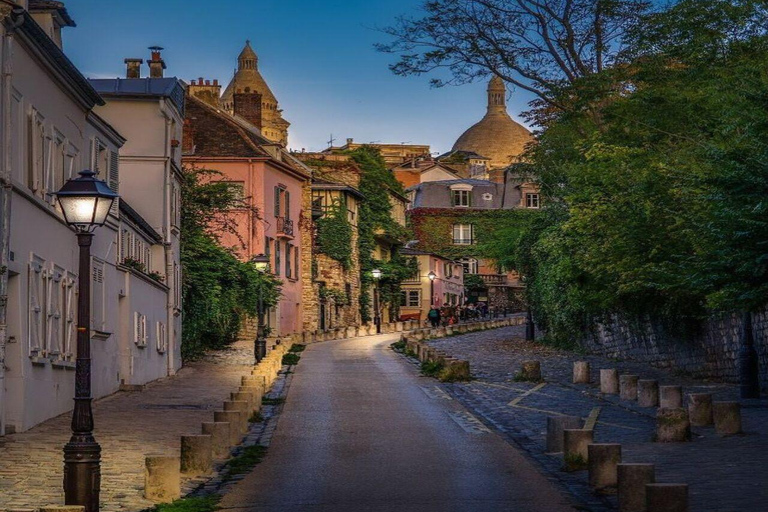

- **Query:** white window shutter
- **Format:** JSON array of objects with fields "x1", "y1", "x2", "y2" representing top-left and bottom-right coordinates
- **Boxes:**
[{"x1": 28, "y1": 259, "x2": 44, "y2": 354}]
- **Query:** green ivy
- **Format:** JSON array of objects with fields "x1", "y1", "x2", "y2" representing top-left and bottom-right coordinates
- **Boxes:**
[
  {"x1": 315, "y1": 199, "x2": 353, "y2": 269},
  {"x1": 319, "y1": 287, "x2": 350, "y2": 305}
]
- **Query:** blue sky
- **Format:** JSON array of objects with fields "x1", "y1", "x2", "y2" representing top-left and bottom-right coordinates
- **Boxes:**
[{"x1": 63, "y1": 0, "x2": 534, "y2": 154}]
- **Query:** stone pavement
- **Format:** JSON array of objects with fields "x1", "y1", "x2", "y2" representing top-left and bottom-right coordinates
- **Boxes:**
[
  {"x1": 423, "y1": 326, "x2": 768, "y2": 512},
  {"x1": 0, "y1": 340, "x2": 256, "y2": 511}
]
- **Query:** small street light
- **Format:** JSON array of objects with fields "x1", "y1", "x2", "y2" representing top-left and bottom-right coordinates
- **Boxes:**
[
  {"x1": 427, "y1": 271, "x2": 437, "y2": 307},
  {"x1": 250, "y1": 254, "x2": 270, "y2": 363},
  {"x1": 55, "y1": 170, "x2": 118, "y2": 512},
  {"x1": 371, "y1": 269, "x2": 382, "y2": 333}
]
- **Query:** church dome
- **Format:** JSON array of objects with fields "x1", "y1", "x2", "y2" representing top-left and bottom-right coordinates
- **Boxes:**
[
  {"x1": 221, "y1": 40, "x2": 278, "y2": 105},
  {"x1": 452, "y1": 77, "x2": 532, "y2": 169}
]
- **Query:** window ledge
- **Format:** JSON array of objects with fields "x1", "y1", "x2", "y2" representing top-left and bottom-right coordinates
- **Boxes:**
[
  {"x1": 92, "y1": 330, "x2": 112, "y2": 341},
  {"x1": 30, "y1": 356, "x2": 48, "y2": 366},
  {"x1": 52, "y1": 359, "x2": 76, "y2": 370}
]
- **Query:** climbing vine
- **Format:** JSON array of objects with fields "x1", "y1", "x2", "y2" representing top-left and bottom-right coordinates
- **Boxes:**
[{"x1": 315, "y1": 199, "x2": 353, "y2": 269}]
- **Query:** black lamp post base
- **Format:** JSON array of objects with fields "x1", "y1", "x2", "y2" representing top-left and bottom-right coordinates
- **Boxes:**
[{"x1": 64, "y1": 436, "x2": 101, "y2": 512}]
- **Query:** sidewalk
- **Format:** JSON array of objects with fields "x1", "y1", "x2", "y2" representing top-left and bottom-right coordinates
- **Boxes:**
[
  {"x1": 424, "y1": 326, "x2": 768, "y2": 512},
  {"x1": 0, "y1": 342, "x2": 255, "y2": 511}
]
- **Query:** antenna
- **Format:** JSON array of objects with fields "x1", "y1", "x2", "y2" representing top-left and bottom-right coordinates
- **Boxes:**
[{"x1": 327, "y1": 134, "x2": 336, "y2": 148}]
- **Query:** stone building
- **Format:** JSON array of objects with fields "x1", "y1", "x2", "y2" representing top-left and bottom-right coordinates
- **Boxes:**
[
  {"x1": 324, "y1": 138, "x2": 431, "y2": 167},
  {"x1": 217, "y1": 41, "x2": 290, "y2": 147},
  {"x1": 0, "y1": 4, "x2": 181, "y2": 434}
]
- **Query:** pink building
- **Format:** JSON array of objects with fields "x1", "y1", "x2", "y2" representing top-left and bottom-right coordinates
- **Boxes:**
[{"x1": 182, "y1": 95, "x2": 310, "y2": 335}]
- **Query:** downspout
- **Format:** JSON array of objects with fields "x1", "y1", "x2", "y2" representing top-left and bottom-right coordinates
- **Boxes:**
[
  {"x1": 0, "y1": 6, "x2": 24, "y2": 435},
  {"x1": 162, "y1": 106, "x2": 175, "y2": 375}
]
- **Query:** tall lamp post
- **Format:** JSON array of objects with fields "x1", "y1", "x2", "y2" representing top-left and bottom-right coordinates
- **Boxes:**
[
  {"x1": 55, "y1": 170, "x2": 118, "y2": 512},
  {"x1": 372, "y1": 268, "x2": 382, "y2": 333},
  {"x1": 427, "y1": 271, "x2": 436, "y2": 308},
  {"x1": 250, "y1": 254, "x2": 270, "y2": 363}
]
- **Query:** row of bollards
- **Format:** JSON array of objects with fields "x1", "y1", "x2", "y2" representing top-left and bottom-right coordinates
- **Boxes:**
[{"x1": 143, "y1": 343, "x2": 290, "y2": 504}]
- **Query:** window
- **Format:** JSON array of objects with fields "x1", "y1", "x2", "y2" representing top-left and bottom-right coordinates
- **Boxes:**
[
  {"x1": 91, "y1": 260, "x2": 106, "y2": 331},
  {"x1": 285, "y1": 190, "x2": 291, "y2": 220},
  {"x1": 443, "y1": 262, "x2": 453, "y2": 278},
  {"x1": 120, "y1": 229, "x2": 151, "y2": 271},
  {"x1": 171, "y1": 181, "x2": 181, "y2": 227},
  {"x1": 11, "y1": 89, "x2": 24, "y2": 183},
  {"x1": 50, "y1": 131, "x2": 65, "y2": 196},
  {"x1": 460, "y1": 258, "x2": 479, "y2": 274},
  {"x1": 452, "y1": 224, "x2": 474, "y2": 245},
  {"x1": 526, "y1": 193, "x2": 540, "y2": 209},
  {"x1": 46, "y1": 266, "x2": 64, "y2": 356},
  {"x1": 285, "y1": 244, "x2": 292, "y2": 278},
  {"x1": 63, "y1": 272, "x2": 77, "y2": 358},
  {"x1": 400, "y1": 290, "x2": 421, "y2": 307},
  {"x1": 294, "y1": 246, "x2": 300, "y2": 279},
  {"x1": 134, "y1": 312, "x2": 147, "y2": 347},
  {"x1": 156, "y1": 322, "x2": 167, "y2": 353},
  {"x1": 265, "y1": 236, "x2": 273, "y2": 271},
  {"x1": 28, "y1": 256, "x2": 46, "y2": 355},
  {"x1": 29, "y1": 110, "x2": 46, "y2": 193},
  {"x1": 274, "y1": 186, "x2": 283, "y2": 217},
  {"x1": 451, "y1": 189, "x2": 471, "y2": 207}
]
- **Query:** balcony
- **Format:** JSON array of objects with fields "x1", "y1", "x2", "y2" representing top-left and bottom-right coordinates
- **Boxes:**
[
  {"x1": 479, "y1": 274, "x2": 508, "y2": 286},
  {"x1": 277, "y1": 217, "x2": 294, "y2": 238}
]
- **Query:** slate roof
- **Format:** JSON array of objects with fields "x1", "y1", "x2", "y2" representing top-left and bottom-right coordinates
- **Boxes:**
[
  {"x1": 119, "y1": 200, "x2": 163, "y2": 243},
  {"x1": 89, "y1": 78, "x2": 186, "y2": 116}
]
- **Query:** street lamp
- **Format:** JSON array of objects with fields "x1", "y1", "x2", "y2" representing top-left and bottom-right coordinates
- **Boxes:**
[
  {"x1": 250, "y1": 254, "x2": 270, "y2": 363},
  {"x1": 427, "y1": 271, "x2": 437, "y2": 307},
  {"x1": 739, "y1": 311, "x2": 760, "y2": 398},
  {"x1": 55, "y1": 170, "x2": 118, "y2": 512},
  {"x1": 371, "y1": 269, "x2": 382, "y2": 333}
]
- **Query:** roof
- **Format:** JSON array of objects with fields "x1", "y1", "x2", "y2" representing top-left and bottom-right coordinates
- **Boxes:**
[
  {"x1": 89, "y1": 78, "x2": 186, "y2": 116},
  {"x1": 119, "y1": 200, "x2": 163, "y2": 243},
  {"x1": 437, "y1": 149, "x2": 491, "y2": 161},
  {"x1": 28, "y1": 0, "x2": 76, "y2": 27},
  {"x1": 406, "y1": 178, "x2": 496, "y2": 192},
  {"x1": 311, "y1": 179, "x2": 364, "y2": 200}
]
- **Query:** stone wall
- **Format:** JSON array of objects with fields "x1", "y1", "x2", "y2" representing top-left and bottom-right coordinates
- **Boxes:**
[
  {"x1": 300, "y1": 183, "x2": 319, "y2": 332},
  {"x1": 580, "y1": 306, "x2": 768, "y2": 390}
]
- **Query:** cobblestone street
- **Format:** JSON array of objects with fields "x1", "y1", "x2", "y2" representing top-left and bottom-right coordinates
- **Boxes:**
[
  {"x1": 424, "y1": 326, "x2": 768, "y2": 512},
  {"x1": 0, "y1": 342, "x2": 255, "y2": 511}
]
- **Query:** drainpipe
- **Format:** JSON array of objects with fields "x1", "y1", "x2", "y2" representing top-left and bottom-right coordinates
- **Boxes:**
[
  {"x1": 0, "y1": 6, "x2": 24, "y2": 435},
  {"x1": 161, "y1": 106, "x2": 175, "y2": 375}
]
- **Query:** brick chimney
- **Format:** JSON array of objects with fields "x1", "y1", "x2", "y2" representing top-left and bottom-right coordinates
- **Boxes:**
[
  {"x1": 148, "y1": 46, "x2": 166, "y2": 78},
  {"x1": 233, "y1": 91, "x2": 263, "y2": 130},
  {"x1": 124, "y1": 58, "x2": 143, "y2": 79},
  {"x1": 188, "y1": 77, "x2": 222, "y2": 108}
]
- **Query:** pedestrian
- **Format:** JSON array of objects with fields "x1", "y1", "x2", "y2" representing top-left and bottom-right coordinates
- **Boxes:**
[{"x1": 427, "y1": 306, "x2": 441, "y2": 328}]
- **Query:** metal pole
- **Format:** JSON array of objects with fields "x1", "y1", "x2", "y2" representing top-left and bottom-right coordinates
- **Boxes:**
[
  {"x1": 739, "y1": 311, "x2": 760, "y2": 399},
  {"x1": 374, "y1": 282, "x2": 381, "y2": 334},
  {"x1": 64, "y1": 232, "x2": 100, "y2": 512},
  {"x1": 256, "y1": 281, "x2": 266, "y2": 362},
  {"x1": 525, "y1": 308, "x2": 535, "y2": 342}
]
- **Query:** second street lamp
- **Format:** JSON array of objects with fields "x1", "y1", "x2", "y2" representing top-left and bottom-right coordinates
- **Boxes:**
[
  {"x1": 250, "y1": 254, "x2": 270, "y2": 363},
  {"x1": 427, "y1": 271, "x2": 437, "y2": 308},
  {"x1": 55, "y1": 170, "x2": 118, "y2": 512},
  {"x1": 371, "y1": 269, "x2": 382, "y2": 333}
]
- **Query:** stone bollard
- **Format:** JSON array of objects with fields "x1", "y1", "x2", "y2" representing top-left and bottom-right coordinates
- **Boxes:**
[
  {"x1": 646, "y1": 483, "x2": 688, "y2": 512},
  {"x1": 687, "y1": 393, "x2": 713, "y2": 426},
  {"x1": 546, "y1": 415, "x2": 582, "y2": 453},
  {"x1": 637, "y1": 380, "x2": 659, "y2": 407},
  {"x1": 214, "y1": 410, "x2": 243, "y2": 445},
  {"x1": 180, "y1": 434, "x2": 213, "y2": 476},
  {"x1": 144, "y1": 455, "x2": 180, "y2": 503},
  {"x1": 617, "y1": 463, "x2": 655, "y2": 512},
  {"x1": 231, "y1": 391, "x2": 255, "y2": 413},
  {"x1": 619, "y1": 375, "x2": 639, "y2": 401},
  {"x1": 40, "y1": 507, "x2": 85, "y2": 512},
  {"x1": 573, "y1": 361, "x2": 591, "y2": 384},
  {"x1": 224, "y1": 400, "x2": 250, "y2": 431},
  {"x1": 519, "y1": 360, "x2": 542, "y2": 381},
  {"x1": 660, "y1": 385, "x2": 683, "y2": 409},
  {"x1": 713, "y1": 401, "x2": 742, "y2": 435},
  {"x1": 588, "y1": 443, "x2": 622, "y2": 491},
  {"x1": 600, "y1": 369, "x2": 619, "y2": 394},
  {"x1": 202, "y1": 422, "x2": 230, "y2": 459},
  {"x1": 239, "y1": 386, "x2": 263, "y2": 413},
  {"x1": 563, "y1": 429, "x2": 593, "y2": 471},
  {"x1": 655, "y1": 408, "x2": 690, "y2": 442}
]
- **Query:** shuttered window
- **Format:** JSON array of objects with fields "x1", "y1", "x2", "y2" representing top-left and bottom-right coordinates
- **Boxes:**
[
  {"x1": 91, "y1": 260, "x2": 106, "y2": 331},
  {"x1": 28, "y1": 257, "x2": 46, "y2": 355},
  {"x1": 134, "y1": 312, "x2": 147, "y2": 347},
  {"x1": 285, "y1": 190, "x2": 291, "y2": 220},
  {"x1": 46, "y1": 266, "x2": 64, "y2": 355},
  {"x1": 63, "y1": 273, "x2": 77, "y2": 358},
  {"x1": 274, "y1": 186, "x2": 281, "y2": 217},
  {"x1": 156, "y1": 322, "x2": 167, "y2": 353}
]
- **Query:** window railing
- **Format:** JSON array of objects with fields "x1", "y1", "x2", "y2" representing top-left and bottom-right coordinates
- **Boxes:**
[
  {"x1": 479, "y1": 274, "x2": 508, "y2": 285},
  {"x1": 277, "y1": 217, "x2": 294, "y2": 237},
  {"x1": 453, "y1": 237, "x2": 474, "y2": 245}
]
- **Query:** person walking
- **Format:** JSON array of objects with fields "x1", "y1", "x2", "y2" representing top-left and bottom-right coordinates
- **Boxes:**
[{"x1": 427, "y1": 306, "x2": 441, "y2": 328}]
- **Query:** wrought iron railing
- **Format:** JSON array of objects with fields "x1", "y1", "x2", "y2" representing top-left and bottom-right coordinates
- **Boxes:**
[{"x1": 277, "y1": 217, "x2": 294, "y2": 237}]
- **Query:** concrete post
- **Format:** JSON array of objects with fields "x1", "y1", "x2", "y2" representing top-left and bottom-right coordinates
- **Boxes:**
[
  {"x1": 180, "y1": 435, "x2": 212, "y2": 476},
  {"x1": 660, "y1": 385, "x2": 683, "y2": 409},
  {"x1": 619, "y1": 375, "x2": 639, "y2": 401},
  {"x1": 214, "y1": 410, "x2": 243, "y2": 444},
  {"x1": 519, "y1": 360, "x2": 542, "y2": 381},
  {"x1": 713, "y1": 402, "x2": 742, "y2": 435},
  {"x1": 144, "y1": 455, "x2": 180, "y2": 503},
  {"x1": 588, "y1": 443, "x2": 622, "y2": 491},
  {"x1": 687, "y1": 393, "x2": 713, "y2": 426},
  {"x1": 646, "y1": 483, "x2": 688, "y2": 512},
  {"x1": 202, "y1": 422, "x2": 230, "y2": 459},
  {"x1": 563, "y1": 429, "x2": 593, "y2": 470},
  {"x1": 637, "y1": 380, "x2": 659, "y2": 407},
  {"x1": 573, "y1": 361, "x2": 591, "y2": 384},
  {"x1": 655, "y1": 408, "x2": 690, "y2": 442},
  {"x1": 231, "y1": 392, "x2": 254, "y2": 413},
  {"x1": 617, "y1": 463, "x2": 655, "y2": 512},
  {"x1": 546, "y1": 415, "x2": 582, "y2": 453},
  {"x1": 600, "y1": 369, "x2": 620, "y2": 394}
]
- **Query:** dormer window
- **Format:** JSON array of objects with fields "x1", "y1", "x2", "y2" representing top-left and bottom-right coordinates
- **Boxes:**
[
  {"x1": 525, "y1": 193, "x2": 540, "y2": 209},
  {"x1": 452, "y1": 189, "x2": 471, "y2": 207}
]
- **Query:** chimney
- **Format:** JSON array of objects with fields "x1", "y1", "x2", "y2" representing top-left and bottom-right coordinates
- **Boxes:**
[
  {"x1": 148, "y1": 46, "x2": 166, "y2": 78},
  {"x1": 124, "y1": 58, "x2": 143, "y2": 79},
  {"x1": 233, "y1": 91, "x2": 263, "y2": 130},
  {"x1": 188, "y1": 77, "x2": 223, "y2": 108},
  {"x1": 346, "y1": 138, "x2": 353, "y2": 145}
]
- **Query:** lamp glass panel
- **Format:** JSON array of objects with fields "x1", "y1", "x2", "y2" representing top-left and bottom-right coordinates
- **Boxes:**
[
  {"x1": 92, "y1": 196, "x2": 115, "y2": 226},
  {"x1": 58, "y1": 196, "x2": 98, "y2": 225}
]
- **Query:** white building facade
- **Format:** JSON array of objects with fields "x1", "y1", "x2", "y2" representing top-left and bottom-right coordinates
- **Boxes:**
[{"x1": 0, "y1": 1, "x2": 181, "y2": 434}]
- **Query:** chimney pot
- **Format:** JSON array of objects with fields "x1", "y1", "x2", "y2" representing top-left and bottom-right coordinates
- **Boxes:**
[
  {"x1": 199, "y1": 77, "x2": 204, "y2": 84},
  {"x1": 213, "y1": 79, "x2": 219, "y2": 86},
  {"x1": 124, "y1": 58, "x2": 143, "y2": 79},
  {"x1": 148, "y1": 46, "x2": 166, "y2": 78},
  {"x1": 346, "y1": 138, "x2": 353, "y2": 145},
  {"x1": 191, "y1": 79, "x2": 196, "y2": 86},
  {"x1": 205, "y1": 80, "x2": 210, "y2": 85}
]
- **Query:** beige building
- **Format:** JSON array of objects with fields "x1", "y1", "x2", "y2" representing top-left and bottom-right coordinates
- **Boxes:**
[
  {"x1": 324, "y1": 139, "x2": 431, "y2": 167},
  {"x1": 0, "y1": 3, "x2": 180, "y2": 434},
  {"x1": 399, "y1": 249, "x2": 464, "y2": 325}
]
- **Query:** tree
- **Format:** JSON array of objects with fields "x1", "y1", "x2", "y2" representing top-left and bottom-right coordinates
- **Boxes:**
[{"x1": 378, "y1": 0, "x2": 651, "y2": 119}]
